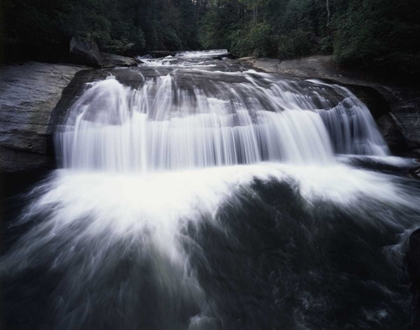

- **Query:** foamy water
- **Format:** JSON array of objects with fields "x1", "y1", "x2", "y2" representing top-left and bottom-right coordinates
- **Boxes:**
[{"x1": 55, "y1": 70, "x2": 388, "y2": 172}]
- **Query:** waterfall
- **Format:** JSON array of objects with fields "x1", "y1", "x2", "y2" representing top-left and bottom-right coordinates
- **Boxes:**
[
  {"x1": 55, "y1": 68, "x2": 388, "y2": 172},
  {"x1": 3, "y1": 51, "x2": 419, "y2": 330}
]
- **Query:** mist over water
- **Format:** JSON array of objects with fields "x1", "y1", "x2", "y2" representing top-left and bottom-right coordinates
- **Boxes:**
[{"x1": 2, "y1": 51, "x2": 420, "y2": 330}]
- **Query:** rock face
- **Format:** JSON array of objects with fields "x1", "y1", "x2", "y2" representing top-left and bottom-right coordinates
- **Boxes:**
[
  {"x1": 0, "y1": 62, "x2": 87, "y2": 172},
  {"x1": 374, "y1": 87, "x2": 420, "y2": 157},
  {"x1": 376, "y1": 114, "x2": 408, "y2": 153},
  {"x1": 393, "y1": 111, "x2": 420, "y2": 150},
  {"x1": 102, "y1": 52, "x2": 139, "y2": 67},
  {"x1": 407, "y1": 228, "x2": 420, "y2": 293},
  {"x1": 70, "y1": 36, "x2": 103, "y2": 67},
  {"x1": 408, "y1": 167, "x2": 420, "y2": 180}
]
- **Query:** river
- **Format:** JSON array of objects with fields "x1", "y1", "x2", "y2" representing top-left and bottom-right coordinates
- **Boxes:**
[{"x1": 2, "y1": 50, "x2": 420, "y2": 330}]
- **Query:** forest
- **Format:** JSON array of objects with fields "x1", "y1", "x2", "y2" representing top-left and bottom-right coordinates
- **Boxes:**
[{"x1": 1, "y1": 0, "x2": 419, "y2": 77}]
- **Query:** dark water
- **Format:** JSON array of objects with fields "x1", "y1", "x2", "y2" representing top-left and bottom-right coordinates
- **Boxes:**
[{"x1": 2, "y1": 51, "x2": 420, "y2": 330}]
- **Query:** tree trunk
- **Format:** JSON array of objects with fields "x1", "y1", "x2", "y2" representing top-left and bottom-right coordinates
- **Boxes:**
[{"x1": 326, "y1": 0, "x2": 331, "y2": 27}]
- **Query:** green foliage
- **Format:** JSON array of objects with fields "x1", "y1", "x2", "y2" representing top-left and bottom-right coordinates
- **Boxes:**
[
  {"x1": 278, "y1": 29, "x2": 315, "y2": 59},
  {"x1": 2, "y1": 0, "x2": 68, "y2": 46},
  {"x1": 319, "y1": 36, "x2": 333, "y2": 55},
  {"x1": 199, "y1": 3, "x2": 240, "y2": 50},
  {"x1": 61, "y1": 0, "x2": 112, "y2": 42},
  {"x1": 199, "y1": 0, "x2": 328, "y2": 58},
  {"x1": 230, "y1": 22, "x2": 276, "y2": 57},
  {"x1": 2, "y1": 0, "x2": 419, "y2": 77},
  {"x1": 199, "y1": 0, "x2": 420, "y2": 78},
  {"x1": 199, "y1": 9, "x2": 220, "y2": 49},
  {"x1": 332, "y1": 0, "x2": 420, "y2": 76},
  {"x1": 1, "y1": 0, "x2": 201, "y2": 61}
]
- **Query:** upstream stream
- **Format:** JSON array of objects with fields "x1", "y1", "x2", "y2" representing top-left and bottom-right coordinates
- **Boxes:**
[{"x1": 2, "y1": 50, "x2": 420, "y2": 330}]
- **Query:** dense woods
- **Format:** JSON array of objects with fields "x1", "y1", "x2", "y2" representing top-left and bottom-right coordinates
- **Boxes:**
[
  {"x1": 1, "y1": 0, "x2": 419, "y2": 77},
  {"x1": 0, "y1": 0, "x2": 201, "y2": 61},
  {"x1": 200, "y1": 0, "x2": 420, "y2": 77}
]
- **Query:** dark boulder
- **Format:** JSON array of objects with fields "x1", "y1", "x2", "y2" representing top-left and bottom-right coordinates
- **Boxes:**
[
  {"x1": 392, "y1": 110, "x2": 420, "y2": 154},
  {"x1": 407, "y1": 228, "x2": 420, "y2": 293},
  {"x1": 70, "y1": 36, "x2": 103, "y2": 67},
  {"x1": 408, "y1": 167, "x2": 420, "y2": 180},
  {"x1": 377, "y1": 114, "x2": 410, "y2": 155}
]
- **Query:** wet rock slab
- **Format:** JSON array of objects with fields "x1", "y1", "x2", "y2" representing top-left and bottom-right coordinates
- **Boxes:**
[
  {"x1": 102, "y1": 53, "x2": 139, "y2": 68},
  {"x1": 0, "y1": 62, "x2": 87, "y2": 172}
]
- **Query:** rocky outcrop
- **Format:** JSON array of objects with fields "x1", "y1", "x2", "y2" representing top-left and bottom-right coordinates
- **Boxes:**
[
  {"x1": 408, "y1": 167, "x2": 420, "y2": 180},
  {"x1": 0, "y1": 62, "x2": 87, "y2": 172},
  {"x1": 376, "y1": 114, "x2": 408, "y2": 154},
  {"x1": 240, "y1": 56, "x2": 420, "y2": 158},
  {"x1": 70, "y1": 36, "x2": 103, "y2": 67},
  {"x1": 242, "y1": 56, "x2": 344, "y2": 81},
  {"x1": 407, "y1": 229, "x2": 420, "y2": 293},
  {"x1": 101, "y1": 52, "x2": 139, "y2": 68},
  {"x1": 407, "y1": 228, "x2": 420, "y2": 329},
  {"x1": 368, "y1": 89, "x2": 420, "y2": 157},
  {"x1": 69, "y1": 36, "x2": 141, "y2": 68}
]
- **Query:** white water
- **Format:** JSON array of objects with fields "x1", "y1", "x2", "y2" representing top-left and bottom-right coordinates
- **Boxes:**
[
  {"x1": 136, "y1": 49, "x2": 229, "y2": 66},
  {"x1": 4, "y1": 161, "x2": 420, "y2": 329},
  {"x1": 56, "y1": 69, "x2": 388, "y2": 172},
  {"x1": 6, "y1": 162, "x2": 419, "y2": 271},
  {"x1": 176, "y1": 49, "x2": 230, "y2": 58}
]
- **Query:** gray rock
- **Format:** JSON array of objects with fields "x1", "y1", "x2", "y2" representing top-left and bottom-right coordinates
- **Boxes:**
[
  {"x1": 388, "y1": 103, "x2": 420, "y2": 150},
  {"x1": 0, "y1": 62, "x2": 87, "y2": 172},
  {"x1": 70, "y1": 36, "x2": 103, "y2": 67},
  {"x1": 247, "y1": 56, "x2": 343, "y2": 81},
  {"x1": 238, "y1": 56, "x2": 256, "y2": 61},
  {"x1": 407, "y1": 228, "x2": 420, "y2": 292},
  {"x1": 374, "y1": 86, "x2": 420, "y2": 157},
  {"x1": 408, "y1": 166, "x2": 420, "y2": 179},
  {"x1": 102, "y1": 52, "x2": 139, "y2": 68},
  {"x1": 377, "y1": 114, "x2": 409, "y2": 154}
]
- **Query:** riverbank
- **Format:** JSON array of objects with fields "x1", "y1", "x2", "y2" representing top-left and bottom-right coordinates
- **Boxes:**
[
  {"x1": 0, "y1": 62, "x2": 89, "y2": 172},
  {"x1": 240, "y1": 55, "x2": 420, "y2": 158}
]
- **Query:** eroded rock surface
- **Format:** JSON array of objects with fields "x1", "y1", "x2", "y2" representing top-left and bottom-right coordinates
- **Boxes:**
[{"x1": 0, "y1": 62, "x2": 87, "y2": 172}]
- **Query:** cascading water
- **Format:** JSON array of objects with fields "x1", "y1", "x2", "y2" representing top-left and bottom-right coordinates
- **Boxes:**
[
  {"x1": 55, "y1": 67, "x2": 388, "y2": 172},
  {"x1": 2, "y1": 51, "x2": 420, "y2": 330}
]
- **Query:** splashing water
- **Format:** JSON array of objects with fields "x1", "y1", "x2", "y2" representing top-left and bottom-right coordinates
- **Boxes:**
[
  {"x1": 2, "y1": 51, "x2": 420, "y2": 330},
  {"x1": 55, "y1": 68, "x2": 388, "y2": 172}
]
